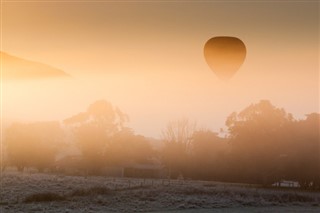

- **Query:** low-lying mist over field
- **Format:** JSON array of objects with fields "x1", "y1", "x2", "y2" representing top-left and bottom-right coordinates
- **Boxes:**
[{"x1": 2, "y1": 99, "x2": 319, "y2": 186}]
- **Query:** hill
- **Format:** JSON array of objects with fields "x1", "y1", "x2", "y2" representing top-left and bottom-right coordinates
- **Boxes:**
[{"x1": 1, "y1": 52, "x2": 70, "y2": 79}]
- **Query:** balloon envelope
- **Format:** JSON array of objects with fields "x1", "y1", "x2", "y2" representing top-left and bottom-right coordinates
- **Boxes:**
[{"x1": 204, "y1": 36, "x2": 246, "y2": 80}]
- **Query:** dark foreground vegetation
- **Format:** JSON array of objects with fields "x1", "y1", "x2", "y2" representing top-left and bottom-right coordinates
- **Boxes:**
[{"x1": 2, "y1": 100, "x2": 319, "y2": 190}]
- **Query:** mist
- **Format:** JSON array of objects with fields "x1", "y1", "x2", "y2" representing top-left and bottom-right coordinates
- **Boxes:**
[{"x1": 1, "y1": 1, "x2": 319, "y2": 212}]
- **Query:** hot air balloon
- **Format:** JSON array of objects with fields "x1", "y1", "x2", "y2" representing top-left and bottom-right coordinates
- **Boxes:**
[{"x1": 204, "y1": 36, "x2": 246, "y2": 80}]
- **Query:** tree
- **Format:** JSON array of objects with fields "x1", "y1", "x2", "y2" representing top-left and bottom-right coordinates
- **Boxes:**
[
  {"x1": 189, "y1": 130, "x2": 229, "y2": 180},
  {"x1": 1, "y1": 141, "x2": 8, "y2": 172},
  {"x1": 161, "y1": 118, "x2": 196, "y2": 178},
  {"x1": 64, "y1": 100, "x2": 128, "y2": 174},
  {"x1": 225, "y1": 100, "x2": 294, "y2": 184},
  {"x1": 105, "y1": 128, "x2": 154, "y2": 165},
  {"x1": 5, "y1": 121, "x2": 63, "y2": 172},
  {"x1": 286, "y1": 113, "x2": 320, "y2": 189}
]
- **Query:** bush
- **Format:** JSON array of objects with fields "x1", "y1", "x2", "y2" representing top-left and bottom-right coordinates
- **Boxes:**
[{"x1": 24, "y1": 192, "x2": 65, "y2": 203}]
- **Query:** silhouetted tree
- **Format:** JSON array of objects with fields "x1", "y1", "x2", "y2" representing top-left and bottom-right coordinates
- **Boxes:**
[
  {"x1": 225, "y1": 100, "x2": 294, "y2": 184},
  {"x1": 1, "y1": 143, "x2": 8, "y2": 172},
  {"x1": 64, "y1": 100, "x2": 128, "y2": 174},
  {"x1": 285, "y1": 113, "x2": 320, "y2": 189},
  {"x1": 161, "y1": 118, "x2": 196, "y2": 178},
  {"x1": 189, "y1": 130, "x2": 229, "y2": 180},
  {"x1": 106, "y1": 128, "x2": 154, "y2": 165},
  {"x1": 5, "y1": 121, "x2": 63, "y2": 172}
]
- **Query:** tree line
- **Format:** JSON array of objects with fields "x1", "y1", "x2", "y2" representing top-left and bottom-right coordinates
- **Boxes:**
[
  {"x1": 162, "y1": 100, "x2": 319, "y2": 190},
  {"x1": 2, "y1": 100, "x2": 319, "y2": 189}
]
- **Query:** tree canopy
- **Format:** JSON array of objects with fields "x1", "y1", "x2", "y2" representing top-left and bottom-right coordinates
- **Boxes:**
[{"x1": 5, "y1": 121, "x2": 63, "y2": 171}]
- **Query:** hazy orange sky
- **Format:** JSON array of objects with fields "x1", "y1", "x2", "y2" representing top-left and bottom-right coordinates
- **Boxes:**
[{"x1": 1, "y1": 1, "x2": 319, "y2": 138}]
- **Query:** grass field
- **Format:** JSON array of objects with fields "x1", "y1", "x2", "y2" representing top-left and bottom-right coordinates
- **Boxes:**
[{"x1": 1, "y1": 169, "x2": 319, "y2": 213}]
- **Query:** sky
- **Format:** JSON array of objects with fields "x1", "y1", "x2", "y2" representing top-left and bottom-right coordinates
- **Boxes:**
[{"x1": 1, "y1": 1, "x2": 319, "y2": 138}]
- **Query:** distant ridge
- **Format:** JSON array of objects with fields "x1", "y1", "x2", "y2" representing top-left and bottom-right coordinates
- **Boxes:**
[{"x1": 1, "y1": 51, "x2": 70, "y2": 79}]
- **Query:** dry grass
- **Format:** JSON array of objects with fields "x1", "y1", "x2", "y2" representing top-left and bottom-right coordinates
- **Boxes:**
[
  {"x1": 69, "y1": 186, "x2": 113, "y2": 197},
  {"x1": 2, "y1": 171, "x2": 319, "y2": 212}
]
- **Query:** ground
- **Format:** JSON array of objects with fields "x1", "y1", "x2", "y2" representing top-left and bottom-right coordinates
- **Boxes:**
[{"x1": 1, "y1": 169, "x2": 319, "y2": 213}]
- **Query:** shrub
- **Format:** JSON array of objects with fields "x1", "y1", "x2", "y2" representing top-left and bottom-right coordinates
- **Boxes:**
[{"x1": 24, "y1": 192, "x2": 65, "y2": 203}]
